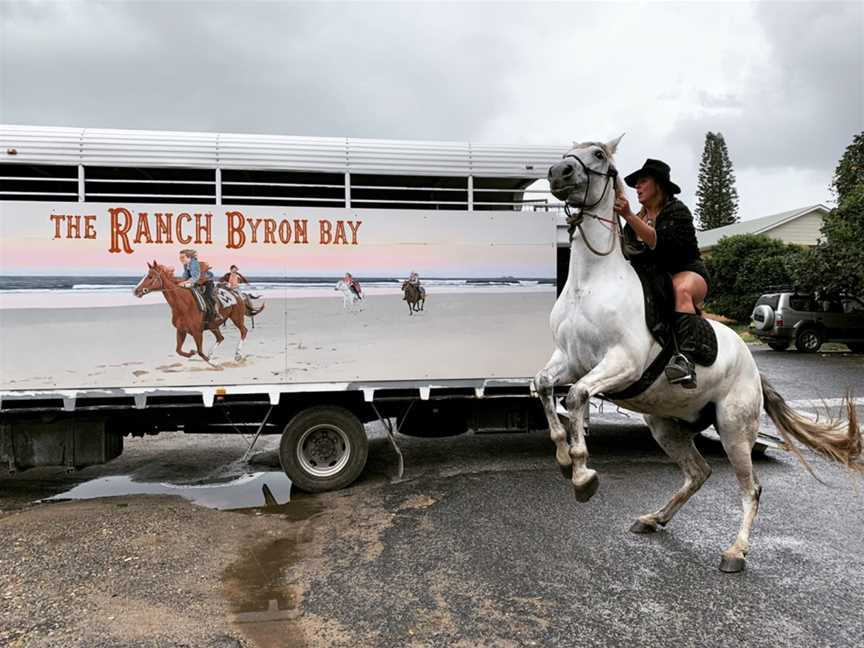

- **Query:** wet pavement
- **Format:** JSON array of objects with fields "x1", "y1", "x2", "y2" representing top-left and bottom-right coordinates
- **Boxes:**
[{"x1": 0, "y1": 346, "x2": 862, "y2": 647}]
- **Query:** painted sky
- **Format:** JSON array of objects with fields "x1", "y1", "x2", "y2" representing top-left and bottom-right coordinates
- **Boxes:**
[
  {"x1": 0, "y1": 203, "x2": 557, "y2": 277},
  {"x1": 1, "y1": 1, "x2": 861, "y2": 219}
]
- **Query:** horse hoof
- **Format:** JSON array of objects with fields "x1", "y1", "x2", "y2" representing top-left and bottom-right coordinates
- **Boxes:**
[
  {"x1": 629, "y1": 520, "x2": 657, "y2": 534},
  {"x1": 719, "y1": 556, "x2": 746, "y2": 573},
  {"x1": 572, "y1": 471, "x2": 599, "y2": 503},
  {"x1": 558, "y1": 463, "x2": 573, "y2": 480}
]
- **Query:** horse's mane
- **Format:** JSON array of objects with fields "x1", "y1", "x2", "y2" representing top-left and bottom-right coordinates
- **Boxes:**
[{"x1": 152, "y1": 263, "x2": 180, "y2": 282}]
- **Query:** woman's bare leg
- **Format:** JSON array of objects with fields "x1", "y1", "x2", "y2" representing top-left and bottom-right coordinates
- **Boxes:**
[{"x1": 672, "y1": 271, "x2": 708, "y2": 313}]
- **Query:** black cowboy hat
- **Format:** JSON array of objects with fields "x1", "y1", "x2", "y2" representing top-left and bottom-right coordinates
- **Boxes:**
[{"x1": 624, "y1": 159, "x2": 681, "y2": 195}]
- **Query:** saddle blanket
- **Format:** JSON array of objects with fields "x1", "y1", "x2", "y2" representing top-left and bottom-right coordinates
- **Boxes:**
[
  {"x1": 217, "y1": 287, "x2": 241, "y2": 308},
  {"x1": 188, "y1": 286, "x2": 240, "y2": 312}
]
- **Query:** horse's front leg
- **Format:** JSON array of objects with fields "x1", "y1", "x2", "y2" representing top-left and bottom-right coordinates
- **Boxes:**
[
  {"x1": 176, "y1": 330, "x2": 194, "y2": 358},
  {"x1": 533, "y1": 349, "x2": 576, "y2": 477},
  {"x1": 564, "y1": 350, "x2": 640, "y2": 502}
]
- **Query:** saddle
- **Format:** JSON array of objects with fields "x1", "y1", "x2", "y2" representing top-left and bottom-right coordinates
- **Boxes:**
[{"x1": 605, "y1": 261, "x2": 718, "y2": 400}]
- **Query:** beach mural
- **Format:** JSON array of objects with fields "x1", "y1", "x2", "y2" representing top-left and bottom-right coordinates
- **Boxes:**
[{"x1": 0, "y1": 202, "x2": 557, "y2": 390}]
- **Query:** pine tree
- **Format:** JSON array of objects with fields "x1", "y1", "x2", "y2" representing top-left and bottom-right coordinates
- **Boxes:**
[{"x1": 695, "y1": 132, "x2": 740, "y2": 230}]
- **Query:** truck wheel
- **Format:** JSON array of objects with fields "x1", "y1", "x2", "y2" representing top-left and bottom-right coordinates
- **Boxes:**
[
  {"x1": 795, "y1": 328, "x2": 822, "y2": 353},
  {"x1": 767, "y1": 341, "x2": 790, "y2": 351},
  {"x1": 279, "y1": 406, "x2": 368, "y2": 493}
]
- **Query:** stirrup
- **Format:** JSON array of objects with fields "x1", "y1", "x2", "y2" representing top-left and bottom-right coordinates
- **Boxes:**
[{"x1": 665, "y1": 353, "x2": 696, "y2": 388}]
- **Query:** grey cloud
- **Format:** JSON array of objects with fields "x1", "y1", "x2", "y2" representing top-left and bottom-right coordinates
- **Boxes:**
[
  {"x1": 673, "y1": 1, "x2": 863, "y2": 172},
  {"x1": 0, "y1": 1, "x2": 521, "y2": 140}
]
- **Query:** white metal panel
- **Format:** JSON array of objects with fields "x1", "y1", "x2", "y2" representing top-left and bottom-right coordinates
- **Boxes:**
[
  {"x1": 0, "y1": 125, "x2": 83, "y2": 165},
  {"x1": 1, "y1": 124, "x2": 570, "y2": 178},
  {"x1": 469, "y1": 143, "x2": 570, "y2": 178},
  {"x1": 219, "y1": 133, "x2": 348, "y2": 171},
  {"x1": 347, "y1": 138, "x2": 471, "y2": 176},
  {"x1": 81, "y1": 128, "x2": 219, "y2": 168}
]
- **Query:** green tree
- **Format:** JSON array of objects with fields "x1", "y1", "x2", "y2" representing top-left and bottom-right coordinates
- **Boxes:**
[
  {"x1": 705, "y1": 234, "x2": 806, "y2": 321},
  {"x1": 790, "y1": 131, "x2": 864, "y2": 295},
  {"x1": 695, "y1": 132, "x2": 740, "y2": 230}
]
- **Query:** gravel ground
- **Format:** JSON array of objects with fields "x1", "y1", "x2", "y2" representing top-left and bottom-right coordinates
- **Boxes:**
[{"x1": 1, "y1": 346, "x2": 862, "y2": 647}]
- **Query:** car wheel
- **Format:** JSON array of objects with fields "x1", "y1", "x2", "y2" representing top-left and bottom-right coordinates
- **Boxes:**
[
  {"x1": 279, "y1": 406, "x2": 368, "y2": 493},
  {"x1": 767, "y1": 341, "x2": 789, "y2": 351},
  {"x1": 846, "y1": 342, "x2": 864, "y2": 353},
  {"x1": 795, "y1": 328, "x2": 823, "y2": 353}
]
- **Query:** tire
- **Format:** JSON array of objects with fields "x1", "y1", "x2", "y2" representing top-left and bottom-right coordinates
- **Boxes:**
[
  {"x1": 847, "y1": 342, "x2": 864, "y2": 353},
  {"x1": 767, "y1": 341, "x2": 790, "y2": 351},
  {"x1": 279, "y1": 406, "x2": 368, "y2": 493},
  {"x1": 751, "y1": 305, "x2": 775, "y2": 331},
  {"x1": 795, "y1": 328, "x2": 823, "y2": 353}
]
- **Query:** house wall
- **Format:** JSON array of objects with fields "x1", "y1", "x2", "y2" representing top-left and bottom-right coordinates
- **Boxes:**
[{"x1": 764, "y1": 210, "x2": 825, "y2": 247}]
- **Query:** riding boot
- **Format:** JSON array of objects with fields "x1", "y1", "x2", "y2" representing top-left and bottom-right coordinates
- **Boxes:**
[
  {"x1": 665, "y1": 312, "x2": 698, "y2": 389},
  {"x1": 204, "y1": 282, "x2": 220, "y2": 328}
]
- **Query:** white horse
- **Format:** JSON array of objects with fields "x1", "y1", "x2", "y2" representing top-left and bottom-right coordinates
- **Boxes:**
[
  {"x1": 534, "y1": 136, "x2": 862, "y2": 572},
  {"x1": 335, "y1": 280, "x2": 363, "y2": 312}
]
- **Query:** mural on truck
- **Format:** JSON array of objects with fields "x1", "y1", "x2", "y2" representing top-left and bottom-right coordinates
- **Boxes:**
[{"x1": 0, "y1": 203, "x2": 557, "y2": 390}]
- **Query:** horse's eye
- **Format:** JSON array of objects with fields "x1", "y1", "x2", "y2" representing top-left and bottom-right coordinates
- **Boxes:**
[{"x1": 594, "y1": 150, "x2": 605, "y2": 160}]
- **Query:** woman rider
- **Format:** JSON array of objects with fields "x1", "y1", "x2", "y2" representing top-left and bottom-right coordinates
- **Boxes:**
[
  {"x1": 613, "y1": 159, "x2": 711, "y2": 388},
  {"x1": 178, "y1": 248, "x2": 219, "y2": 327}
]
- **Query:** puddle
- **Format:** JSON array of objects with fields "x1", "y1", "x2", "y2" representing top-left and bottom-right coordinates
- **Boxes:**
[
  {"x1": 224, "y1": 496, "x2": 326, "y2": 648},
  {"x1": 44, "y1": 472, "x2": 293, "y2": 510}
]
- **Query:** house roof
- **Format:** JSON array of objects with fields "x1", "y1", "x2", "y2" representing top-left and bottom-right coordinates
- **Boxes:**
[{"x1": 696, "y1": 204, "x2": 829, "y2": 250}]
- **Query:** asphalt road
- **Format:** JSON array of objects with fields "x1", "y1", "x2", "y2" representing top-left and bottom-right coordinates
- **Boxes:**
[{"x1": 1, "y1": 347, "x2": 862, "y2": 647}]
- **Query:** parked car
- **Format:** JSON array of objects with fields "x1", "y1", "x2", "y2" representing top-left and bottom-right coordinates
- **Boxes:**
[{"x1": 750, "y1": 290, "x2": 864, "y2": 353}]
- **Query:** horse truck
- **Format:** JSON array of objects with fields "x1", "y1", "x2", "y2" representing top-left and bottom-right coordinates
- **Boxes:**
[{"x1": 1, "y1": 124, "x2": 585, "y2": 492}]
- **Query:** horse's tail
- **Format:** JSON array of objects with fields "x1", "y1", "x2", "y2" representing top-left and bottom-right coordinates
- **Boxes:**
[
  {"x1": 246, "y1": 301, "x2": 265, "y2": 318},
  {"x1": 760, "y1": 373, "x2": 862, "y2": 477}
]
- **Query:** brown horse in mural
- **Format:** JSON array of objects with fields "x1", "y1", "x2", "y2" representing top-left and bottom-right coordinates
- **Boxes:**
[
  {"x1": 401, "y1": 281, "x2": 426, "y2": 315},
  {"x1": 134, "y1": 262, "x2": 263, "y2": 365}
]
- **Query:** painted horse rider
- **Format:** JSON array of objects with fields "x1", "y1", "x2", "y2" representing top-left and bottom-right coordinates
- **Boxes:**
[
  {"x1": 344, "y1": 272, "x2": 363, "y2": 299},
  {"x1": 614, "y1": 159, "x2": 712, "y2": 388},
  {"x1": 178, "y1": 248, "x2": 220, "y2": 327}
]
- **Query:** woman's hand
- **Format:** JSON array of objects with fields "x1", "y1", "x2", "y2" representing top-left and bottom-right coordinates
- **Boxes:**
[{"x1": 614, "y1": 195, "x2": 634, "y2": 220}]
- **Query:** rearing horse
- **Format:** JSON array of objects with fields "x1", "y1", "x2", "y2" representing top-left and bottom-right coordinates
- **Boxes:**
[
  {"x1": 134, "y1": 261, "x2": 262, "y2": 365},
  {"x1": 534, "y1": 136, "x2": 862, "y2": 572}
]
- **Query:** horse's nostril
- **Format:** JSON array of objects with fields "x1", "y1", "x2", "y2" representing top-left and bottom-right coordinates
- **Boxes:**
[{"x1": 561, "y1": 164, "x2": 574, "y2": 176}]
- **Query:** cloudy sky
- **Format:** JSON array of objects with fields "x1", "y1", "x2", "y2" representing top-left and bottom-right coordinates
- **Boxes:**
[{"x1": 1, "y1": 0, "x2": 861, "y2": 219}]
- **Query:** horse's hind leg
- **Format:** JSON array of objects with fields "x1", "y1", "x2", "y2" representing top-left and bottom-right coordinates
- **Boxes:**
[
  {"x1": 234, "y1": 313, "x2": 248, "y2": 361},
  {"x1": 534, "y1": 349, "x2": 576, "y2": 479},
  {"x1": 193, "y1": 330, "x2": 219, "y2": 368},
  {"x1": 176, "y1": 330, "x2": 194, "y2": 358},
  {"x1": 715, "y1": 401, "x2": 762, "y2": 573},
  {"x1": 207, "y1": 326, "x2": 224, "y2": 361},
  {"x1": 631, "y1": 415, "x2": 712, "y2": 534}
]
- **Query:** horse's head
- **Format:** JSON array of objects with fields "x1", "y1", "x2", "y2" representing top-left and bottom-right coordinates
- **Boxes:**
[
  {"x1": 548, "y1": 135, "x2": 624, "y2": 208},
  {"x1": 134, "y1": 261, "x2": 171, "y2": 297},
  {"x1": 401, "y1": 280, "x2": 409, "y2": 290}
]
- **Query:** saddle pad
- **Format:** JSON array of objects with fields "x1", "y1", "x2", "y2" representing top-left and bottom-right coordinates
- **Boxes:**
[
  {"x1": 217, "y1": 287, "x2": 239, "y2": 308},
  {"x1": 688, "y1": 316, "x2": 719, "y2": 366},
  {"x1": 189, "y1": 287, "x2": 207, "y2": 312}
]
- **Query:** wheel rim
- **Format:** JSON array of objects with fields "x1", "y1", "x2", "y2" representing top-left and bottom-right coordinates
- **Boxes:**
[
  {"x1": 296, "y1": 424, "x2": 351, "y2": 477},
  {"x1": 801, "y1": 331, "x2": 819, "y2": 351}
]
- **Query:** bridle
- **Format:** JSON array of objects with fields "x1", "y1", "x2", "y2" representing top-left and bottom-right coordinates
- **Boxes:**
[
  {"x1": 561, "y1": 153, "x2": 622, "y2": 257},
  {"x1": 137, "y1": 267, "x2": 182, "y2": 295}
]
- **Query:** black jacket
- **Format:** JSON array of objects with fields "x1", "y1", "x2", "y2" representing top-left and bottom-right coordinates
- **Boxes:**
[{"x1": 623, "y1": 198, "x2": 702, "y2": 274}]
